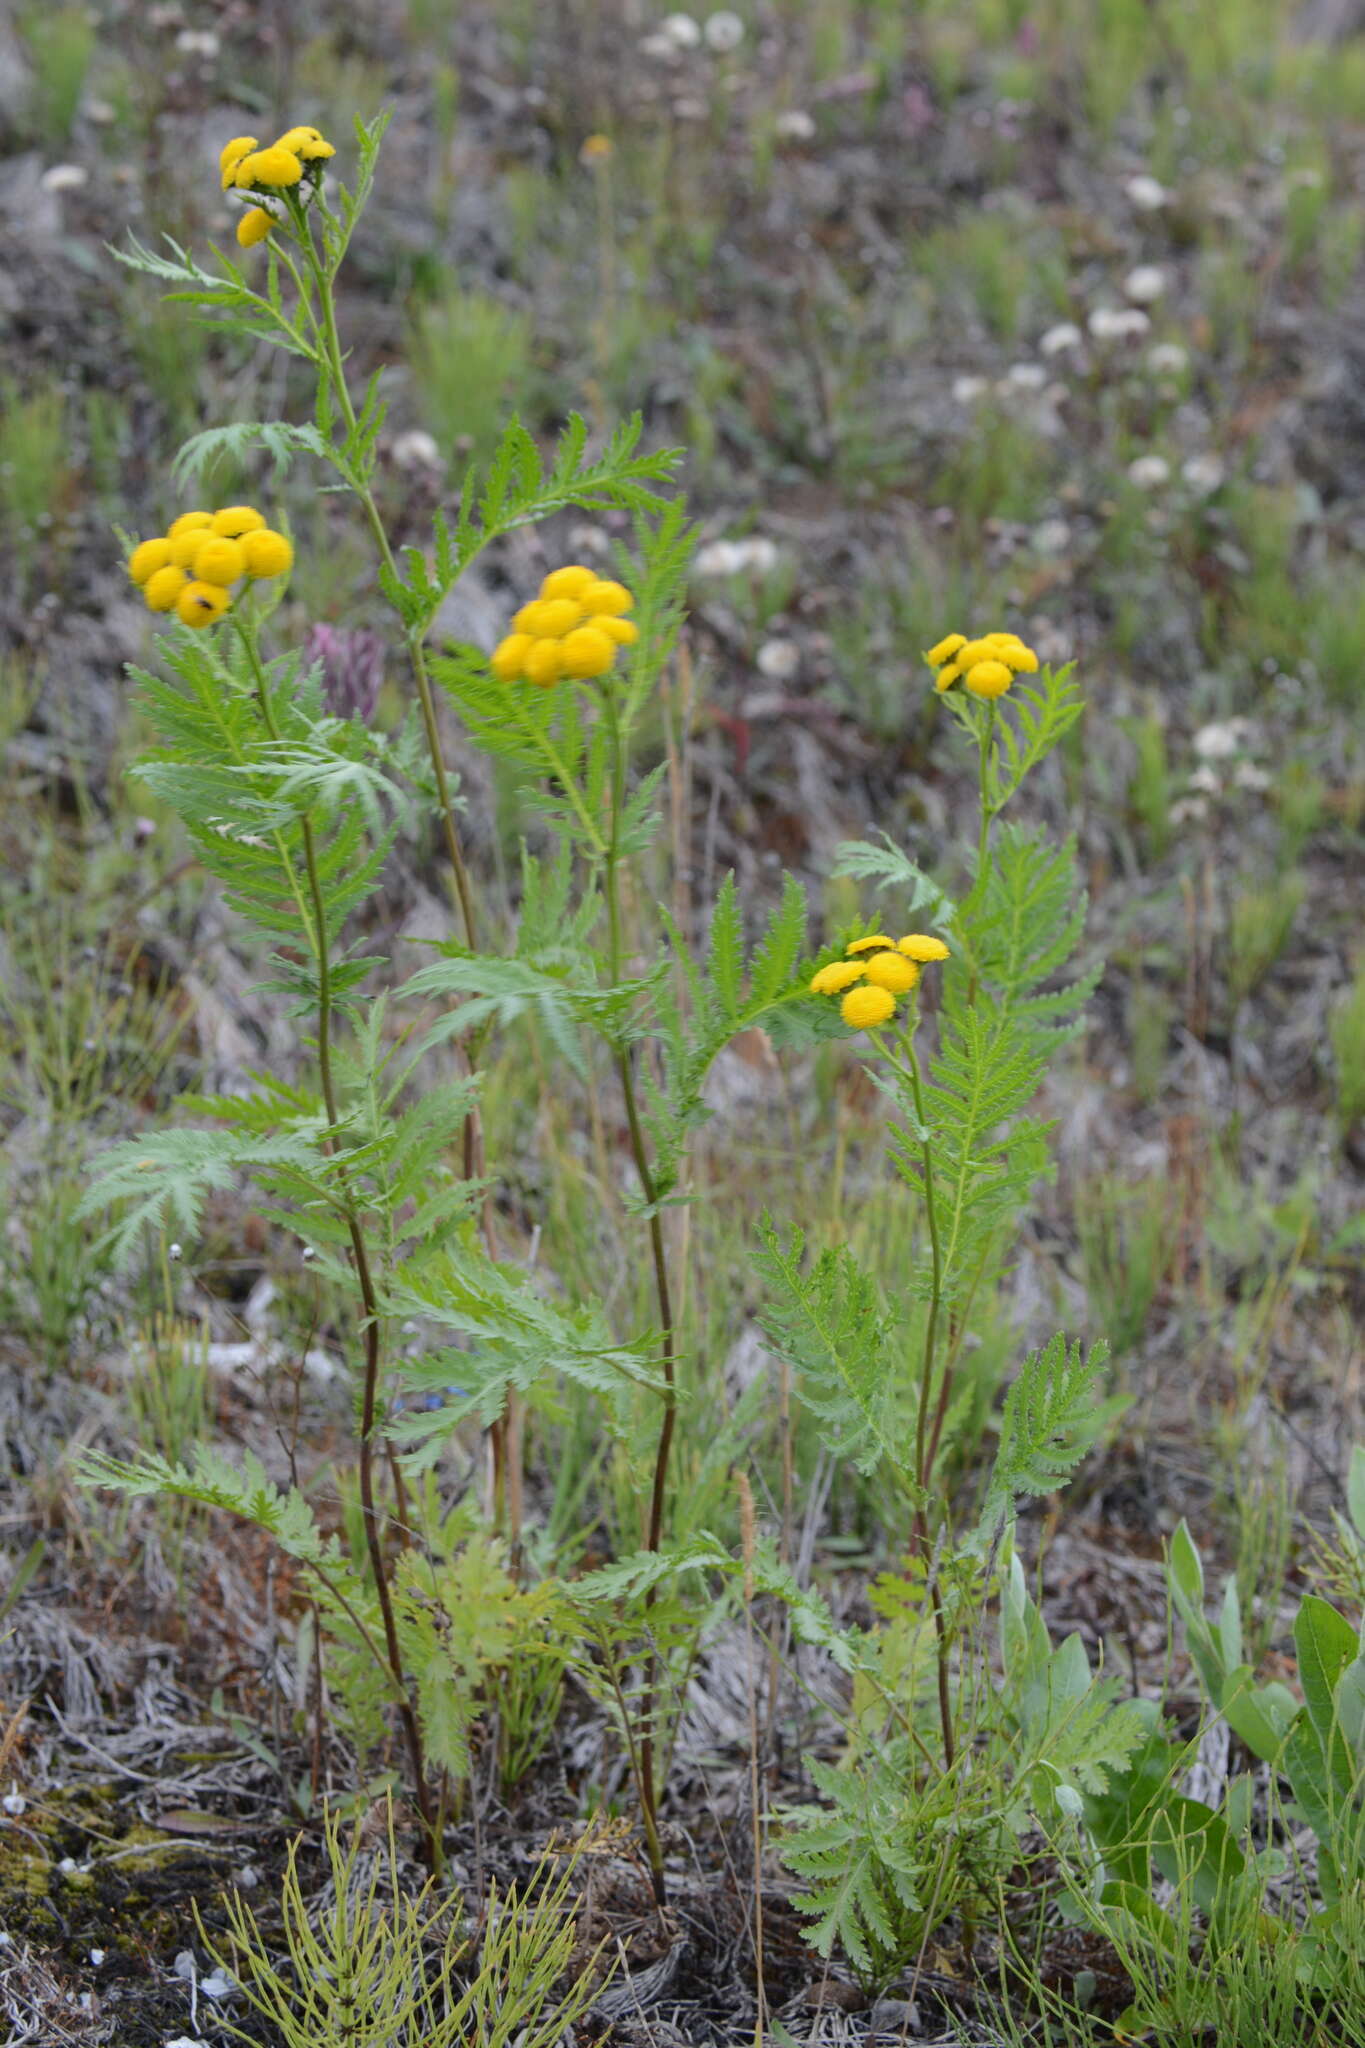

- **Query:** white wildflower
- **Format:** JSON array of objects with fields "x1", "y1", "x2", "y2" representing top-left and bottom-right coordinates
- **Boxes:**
[
  {"x1": 1125, "y1": 173, "x2": 1170, "y2": 211},
  {"x1": 1127, "y1": 454, "x2": 1170, "y2": 488},
  {"x1": 1193, "y1": 721, "x2": 1241, "y2": 759},
  {"x1": 40, "y1": 164, "x2": 88, "y2": 192},
  {"x1": 1188, "y1": 764, "x2": 1223, "y2": 793},
  {"x1": 1089, "y1": 306, "x2": 1150, "y2": 341},
  {"x1": 1147, "y1": 341, "x2": 1188, "y2": 375},
  {"x1": 662, "y1": 11, "x2": 702, "y2": 45},
  {"x1": 774, "y1": 109, "x2": 816, "y2": 140},
  {"x1": 1234, "y1": 761, "x2": 1271, "y2": 791},
  {"x1": 1032, "y1": 518, "x2": 1072, "y2": 554},
  {"x1": 1124, "y1": 264, "x2": 1167, "y2": 304},
  {"x1": 1039, "y1": 321, "x2": 1083, "y2": 355},
  {"x1": 1169, "y1": 795, "x2": 1209, "y2": 824},
  {"x1": 704, "y1": 10, "x2": 745, "y2": 50},
  {"x1": 756, "y1": 638, "x2": 801, "y2": 680},
  {"x1": 1005, "y1": 362, "x2": 1047, "y2": 390},
  {"x1": 390, "y1": 428, "x2": 442, "y2": 472},
  {"x1": 1181, "y1": 454, "x2": 1225, "y2": 495},
  {"x1": 175, "y1": 29, "x2": 220, "y2": 57},
  {"x1": 952, "y1": 373, "x2": 989, "y2": 403}
]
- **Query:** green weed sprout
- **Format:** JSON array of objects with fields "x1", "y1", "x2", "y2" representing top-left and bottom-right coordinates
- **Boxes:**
[
  {"x1": 201, "y1": 1797, "x2": 609, "y2": 2048},
  {"x1": 761, "y1": 624, "x2": 1136, "y2": 1976}
]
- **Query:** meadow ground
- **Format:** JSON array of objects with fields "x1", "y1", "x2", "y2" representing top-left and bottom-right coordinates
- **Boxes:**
[{"x1": 0, "y1": 2, "x2": 1364, "y2": 2043}]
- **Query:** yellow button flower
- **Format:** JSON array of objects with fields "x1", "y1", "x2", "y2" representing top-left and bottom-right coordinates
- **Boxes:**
[
  {"x1": 810, "y1": 960, "x2": 867, "y2": 995},
  {"x1": 168, "y1": 510, "x2": 213, "y2": 538},
  {"x1": 128, "y1": 537, "x2": 172, "y2": 586},
  {"x1": 219, "y1": 136, "x2": 258, "y2": 189},
  {"x1": 211, "y1": 505, "x2": 266, "y2": 538},
  {"x1": 955, "y1": 638, "x2": 997, "y2": 670},
  {"x1": 169, "y1": 528, "x2": 212, "y2": 569},
  {"x1": 513, "y1": 599, "x2": 564, "y2": 637},
  {"x1": 560, "y1": 625, "x2": 617, "y2": 679},
  {"x1": 845, "y1": 935, "x2": 894, "y2": 955},
  {"x1": 898, "y1": 934, "x2": 951, "y2": 961},
  {"x1": 535, "y1": 598, "x2": 586, "y2": 638},
  {"x1": 236, "y1": 207, "x2": 275, "y2": 249},
  {"x1": 192, "y1": 536, "x2": 247, "y2": 586},
  {"x1": 965, "y1": 659, "x2": 1014, "y2": 699},
  {"x1": 242, "y1": 529, "x2": 294, "y2": 579},
  {"x1": 924, "y1": 633, "x2": 966, "y2": 668},
  {"x1": 540, "y1": 564, "x2": 596, "y2": 601},
  {"x1": 862, "y1": 951, "x2": 919, "y2": 993},
  {"x1": 524, "y1": 639, "x2": 565, "y2": 688},
  {"x1": 841, "y1": 984, "x2": 896, "y2": 1030},
  {"x1": 934, "y1": 662, "x2": 963, "y2": 693},
  {"x1": 275, "y1": 125, "x2": 335, "y2": 161},
  {"x1": 984, "y1": 633, "x2": 1040, "y2": 672},
  {"x1": 144, "y1": 565, "x2": 188, "y2": 612},
  {"x1": 176, "y1": 580, "x2": 231, "y2": 628},
  {"x1": 235, "y1": 147, "x2": 303, "y2": 190},
  {"x1": 491, "y1": 633, "x2": 532, "y2": 682},
  {"x1": 581, "y1": 578, "x2": 633, "y2": 617},
  {"x1": 599, "y1": 616, "x2": 638, "y2": 646}
]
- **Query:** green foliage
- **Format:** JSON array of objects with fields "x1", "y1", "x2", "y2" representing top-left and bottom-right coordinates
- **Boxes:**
[
  {"x1": 1330, "y1": 956, "x2": 1365, "y2": 1133},
  {"x1": 18, "y1": 4, "x2": 93, "y2": 141},
  {"x1": 204, "y1": 1799, "x2": 609, "y2": 2048},
  {"x1": 411, "y1": 426, "x2": 683, "y2": 648},
  {"x1": 755, "y1": 1222, "x2": 899, "y2": 1479},
  {"x1": 979, "y1": 1333, "x2": 1115, "y2": 1534},
  {"x1": 407, "y1": 284, "x2": 535, "y2": 469},
  {"x1": 0, "y1": 373, "x2": 68, "y2": 581},
  {"x1": 1075, "y1": 1171, "x2": 1179, "y2": 1354},
  {"x1": 1226, "y1": 869, "x2": 1303, "y2": 1005}
]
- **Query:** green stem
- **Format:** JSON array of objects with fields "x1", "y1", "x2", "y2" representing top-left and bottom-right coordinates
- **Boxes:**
[
  {"x1": 872, "y1": 1016, "x2": 955, "y2": 1770},
  {"x1": 235, "y1": 615, "x2": 440, "y2": 1872},
  {"x1": 291, "y1": 196, "x2": 478, "y2": 954},
  {"x1": 602, "y1": 683, "x2": 676, "y2": 1908},
  {"x1": 286, "y1": 197, "x2": 513, "y2": 1535}
]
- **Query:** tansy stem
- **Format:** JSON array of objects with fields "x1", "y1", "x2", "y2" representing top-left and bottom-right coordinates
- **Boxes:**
[
  {"x1": 871, "y1": 1016, "x2": 955, "y2": 1770},
  {"x1": 235, "y1": 615, "x2": 440, "y2": 1873},
  {"x1": 286, "y1": 194, "x2": 520, "y2": 1542},
  {"x1": 602, "y1": 681, "x2": 676, "y2": 1908}
]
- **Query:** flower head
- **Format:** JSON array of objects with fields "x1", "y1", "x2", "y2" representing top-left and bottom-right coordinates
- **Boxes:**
[
  {"x1": 219, "y1": 135, "x2": 258, "y2": 189},
  {"x1": 491, "y1": 567, "x2": 636, "y2": 688},
  {"x1": 242, "y1": 528, "x2": 294, "y2": 579},
  {"x1": 234, "y1": 146, "x2": 303, "y2": 191},
  {"x1": 898, "y1": 934, "x2": 951, "y2": 962},
  {"x1": 275, "y1": 124, "x2": 335, "y2": 161},
  {"x1": 810, "y1": 960, "x2": 867, "y2": 995},
  {"x1": 845, "y1": 935, "x2": 894, "y2": 955},
  {"x1": 841, "y1": 984, "x2": 896, "y2": 1030},
  {"x1": 127, "y1": 537, "x2": 172, "y2": 586},
  {"x1": 176, "y1": 580, "x2": 232, "y2": 629},
  {"x1": 862, "y1": 951, "x2": 919, "y2": 993},
  {"x1": 143, "y1": 565, "x2": 188, "y2": 613},
  {"x1": 925, "y1": 626, "x2": 1039, "y2": 697},
  {"x1": 237, "y1": 206, "x2": 275, "y2": 249}
]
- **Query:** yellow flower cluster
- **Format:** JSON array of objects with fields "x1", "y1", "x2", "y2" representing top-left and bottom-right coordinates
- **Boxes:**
[
  {"x1": 126, "y1": 507, "x2": 294, "y2": 629},
  {"x1": 924, "y1": 631, "x2": 1039, "y2": 699},
  {"x1": 219, "y1": 124, "x2": 336, "y2": 249},
  {"x1": 810, "y1": 932, "x2": 951, "y2": 1031},
  {"x1": 490, "y1": 565, "x2": 639, "y2": 688}
]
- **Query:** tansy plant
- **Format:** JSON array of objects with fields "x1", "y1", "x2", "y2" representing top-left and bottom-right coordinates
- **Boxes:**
[
  {"x1": 758, "y1": 634, "x2": 1138, "y2": 1978},
  {"x1": 81, "y1": 112, "x2": 818, "y2": 1897}
]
